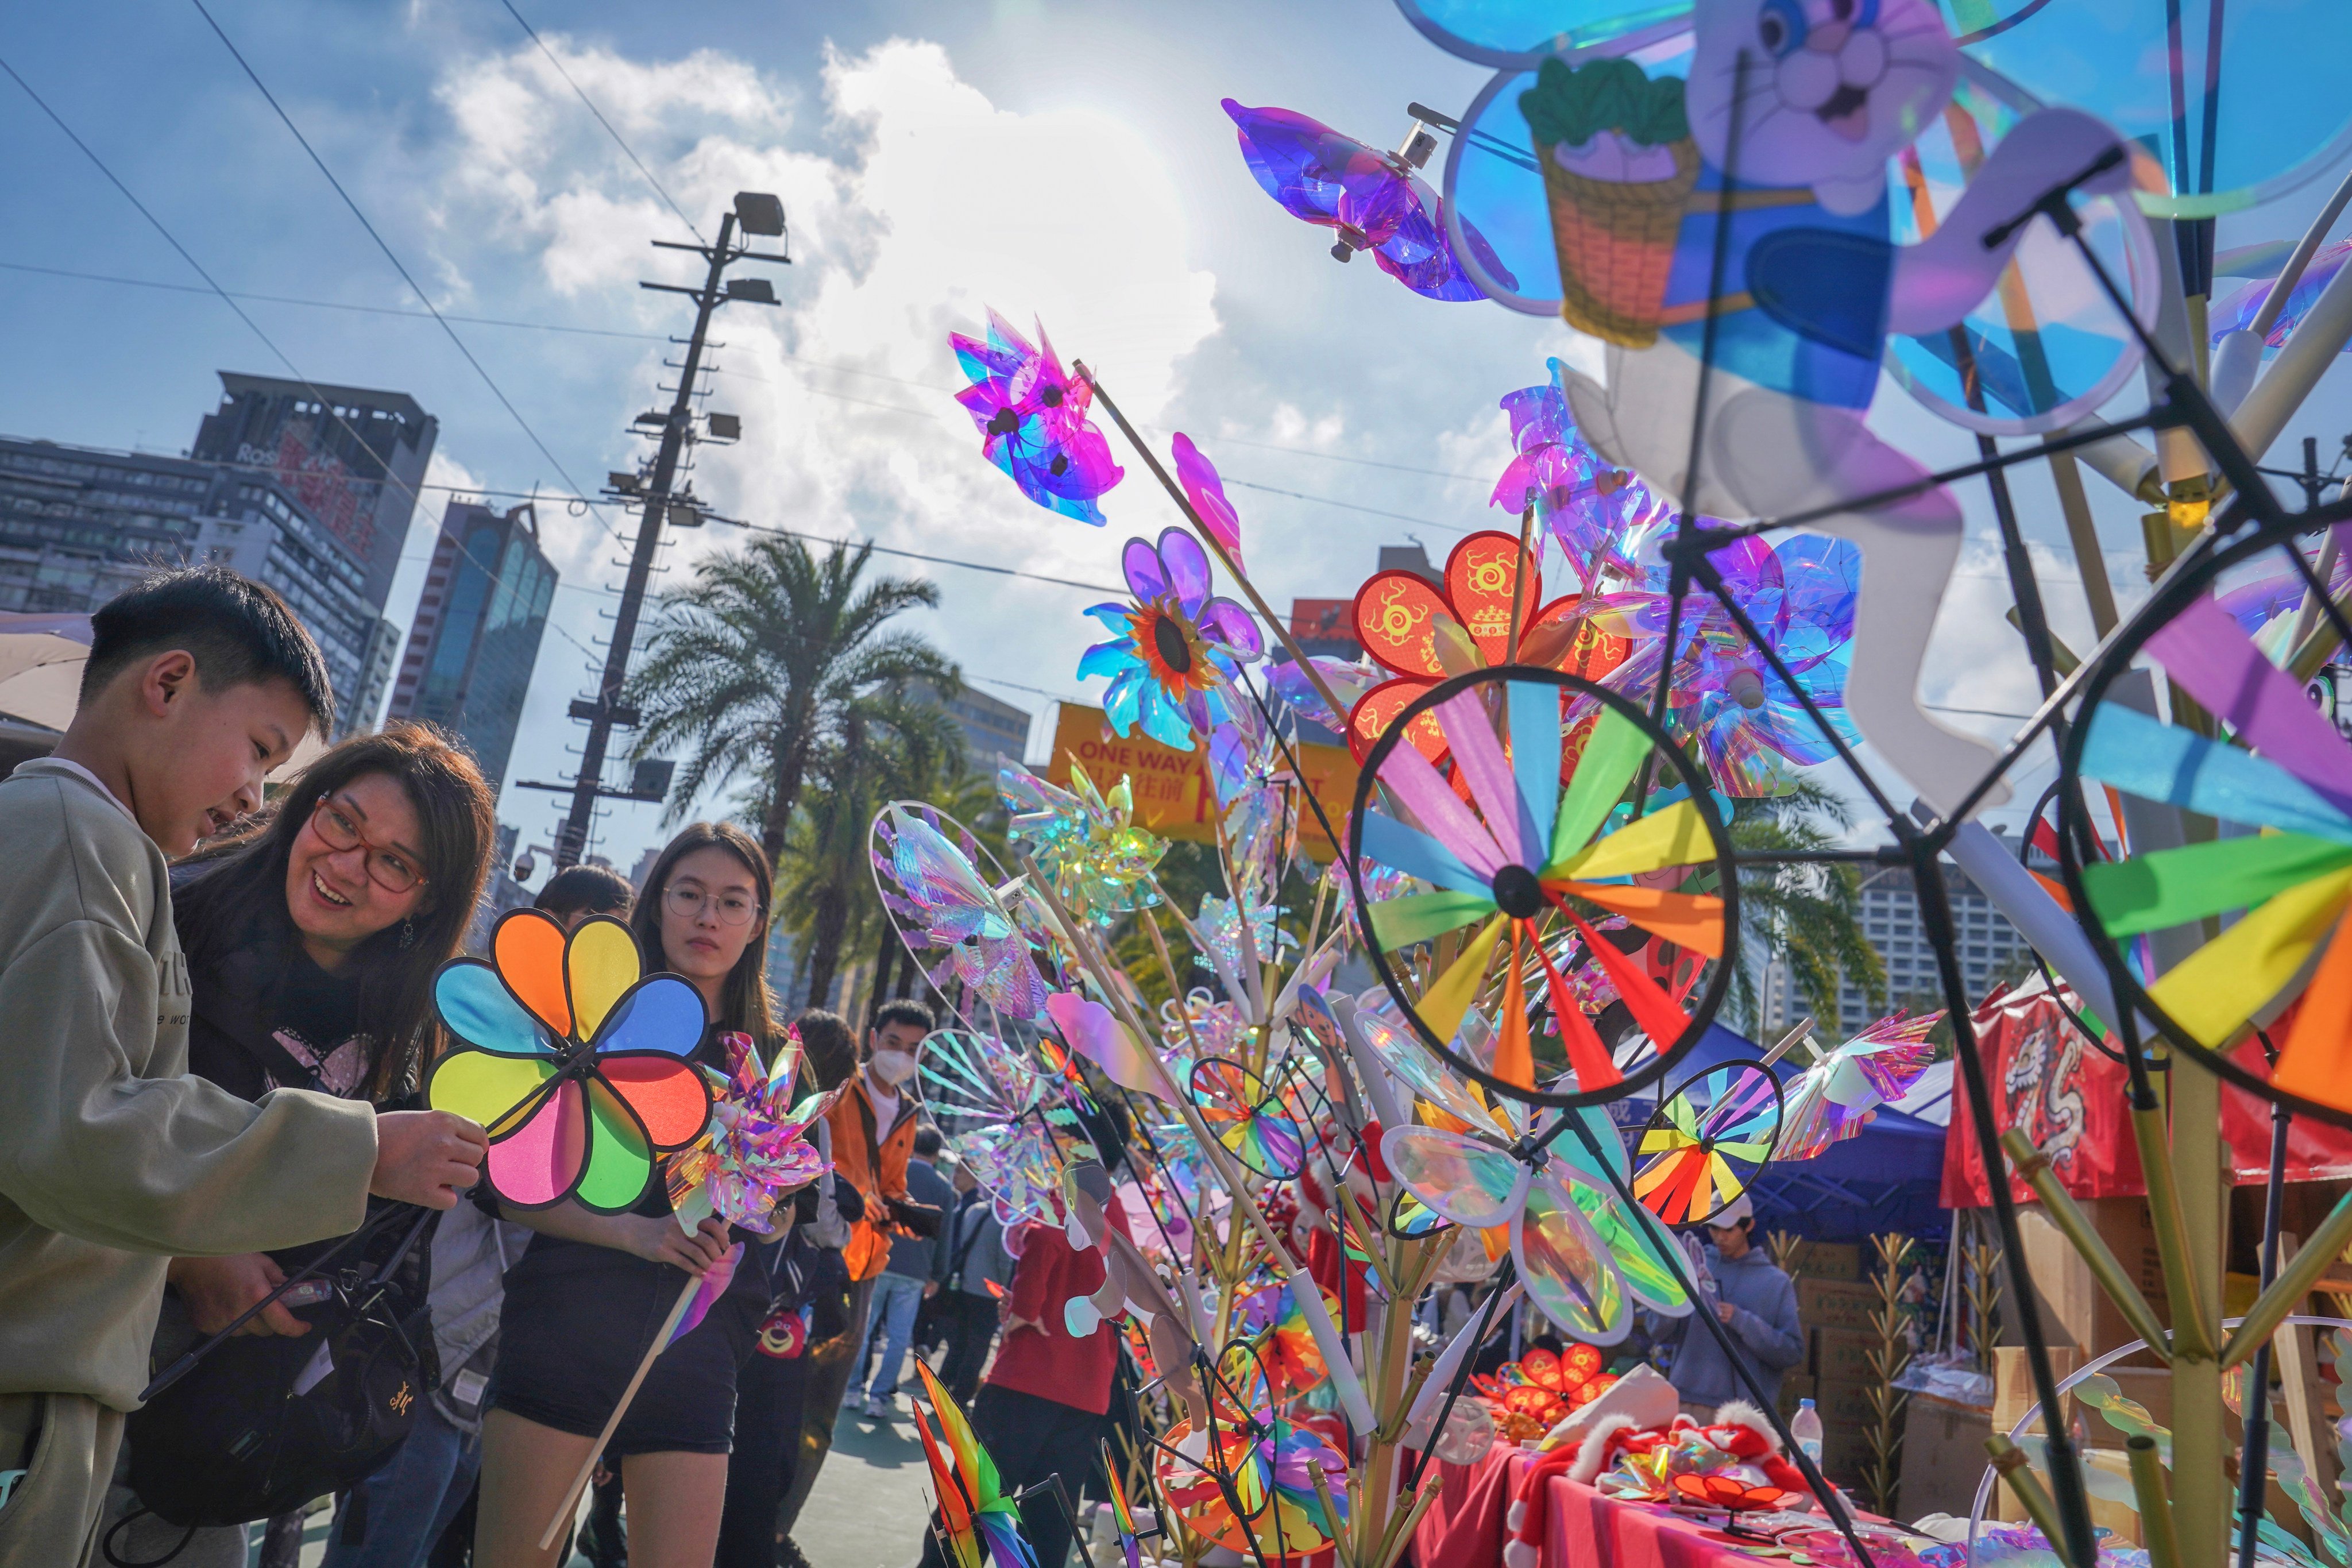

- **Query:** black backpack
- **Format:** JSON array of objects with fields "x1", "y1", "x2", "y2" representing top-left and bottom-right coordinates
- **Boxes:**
[{"x1": 118, "y1": 1203, "x2": 439, "y2": 1538}]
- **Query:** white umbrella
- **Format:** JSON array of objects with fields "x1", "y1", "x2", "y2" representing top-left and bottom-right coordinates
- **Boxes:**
[{"x1": 0, "y1": 611, "x2": 326, "y2": 779}]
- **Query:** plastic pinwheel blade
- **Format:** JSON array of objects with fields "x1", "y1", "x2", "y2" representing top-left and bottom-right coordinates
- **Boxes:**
[
  {"x1": 2060, "y1": 533, "x2": 2352, "y2": 1131},
  {"x1": 1346, "y1": 665, "x2": 1735, "y2": 1111},
  {"x1": 1633, "y1": 1061, "x2": 1782, "y2": 1226}
]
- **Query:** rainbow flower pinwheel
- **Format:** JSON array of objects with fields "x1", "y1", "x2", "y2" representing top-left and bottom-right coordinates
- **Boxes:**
[
  {"x1": 665, "y1": 1029, "x2": 834, "y2": 1233},
  {"x1": 912, "y1": 1361, "x2": 1038, "y2": 1568},
  {"x1": 2067, "y1": 587, "x2": 2352, "y2": 1117},
  {"x1": 1079, "y1": 528, "x2": 1264, "y2": 752},
  {"x1": 1189, "y1": 1058, "x2": 1311, "y2": 1181},
  {"x1": 428, "y1": 910, "x2": 713, "y2": 1214},
  {"x1": 1632, "y1": 1063, "x2": 1782, "y2": 1226},
  {"x1": 950, "y1": 310, "x2": 1122, "y2": 526},
  {"x1": 1774, "y1": 1013, "x2": 1940, "y2": 1162},
  {"x1": 1350, "y1": 670, "x2": 1732, "y2": 1104}
]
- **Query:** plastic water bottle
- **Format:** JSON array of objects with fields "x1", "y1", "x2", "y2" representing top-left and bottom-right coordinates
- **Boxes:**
[{"x1": 1792, "y1": 1399, "x2": 1824, "y2": 1467}]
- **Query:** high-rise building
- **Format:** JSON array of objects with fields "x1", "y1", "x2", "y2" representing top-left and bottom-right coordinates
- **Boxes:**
[
  {"x1": 387, "y1": 500, "x2": 556, "y2": 792},
  {"x1": 191, "y1": 374, "x2": 437, "y2": 612},
  {"x1": 1756, "y1": 832, "x2": 2035, "y2": 1036},
  {"x1": 932, "y1": 683, "x2": 1033, "y2": 768},
  {"x1": 0, "y1": 436, "x2": 381, "y2": 724}
]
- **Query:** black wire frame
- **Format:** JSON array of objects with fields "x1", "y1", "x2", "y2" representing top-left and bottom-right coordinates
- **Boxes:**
[
  {"x1": 1341, "y1": 664, "x2": 1741, "y2": 1110},
  {"x1": 2052, "y1": 509, "x2": 2352, "y2": 1134}
]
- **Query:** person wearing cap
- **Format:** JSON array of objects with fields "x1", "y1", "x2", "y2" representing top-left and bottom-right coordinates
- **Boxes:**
[{"x1": 1666, "y1": 1195, "x2": 1803, "y2": 1422}]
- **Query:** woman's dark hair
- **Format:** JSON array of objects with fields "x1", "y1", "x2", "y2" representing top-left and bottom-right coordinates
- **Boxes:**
[
  {"x1": 534, "y1": 864, "x2": 634, "y2": 921},
  {"x1": 629, "y1": 821, "x2": 779, "y2": 1051},
  {"x1": 795, "y1": 1009, "x2": 856, "y2": 1092},
  {"x1": 174, "y1": 721, "x2": 496, "y2": 1099}
]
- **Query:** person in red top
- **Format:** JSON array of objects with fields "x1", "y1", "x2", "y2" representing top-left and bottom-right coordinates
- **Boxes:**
[{"x1": 919, "y1": 1102, "x2": 1131, "y2": 1568}]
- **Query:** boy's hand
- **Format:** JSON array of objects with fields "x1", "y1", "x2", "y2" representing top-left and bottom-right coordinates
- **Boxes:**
[
  {"x1": 369, "y1": 1110, "x2": 488, "y2": 1208},
  {"x1": 168, "y1": 1254, "x2": 310, "y2": 1338}
]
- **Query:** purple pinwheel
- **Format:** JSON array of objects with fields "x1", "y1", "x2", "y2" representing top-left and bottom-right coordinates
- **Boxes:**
[
  {"x1": 1592, "y1": 534, "x2": 1861, "y2": 796},
  {"x1": 2212, "y1": 240, "x2": 2352, "y2": 353},
  {"x1": 1079, "y1": 528, "x2": 1263, "y2": 751},
  {"x1": 1492, "y1": 362, "x2": 1670, "y2": 586},
  {"x1": 1222, "y1": 99, "x2": 1515, "y2": 303},
  {"x1": 950, "y1": 310, "x2": 1124, "y2": 524}
]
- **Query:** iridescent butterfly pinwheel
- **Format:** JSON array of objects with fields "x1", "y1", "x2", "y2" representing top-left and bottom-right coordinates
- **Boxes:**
[
  {"x1": 2060, "y1": 552, "x2": 2352, "y2": 1125},
  {"x1": 1594, "y1": 534, "x2": 1861, "y2": 797},
  {"x1": 666, "y1": 1029, "x2": 833, "y2": 1233},
  {"x1": 1347, "y1": 667, "x2": 1735, "y2": 1107},
  {"x1": 917, "y1": 1027, "x2": 1063, "y2": 1223},
  {"x1": 912, "y1": 1361, "x2": 1038, "y2": 1568},
  {"x1": 1492, "y1": 366, "x2": 1666, "y2": 588},
  {"x1": 1222, "y1": 98, "x2": 1513, "y2": 302},
  {"x1": 1079, "y1": 528, "x2": 1264, "y2": 752},
  {"x1": 1633, "y1": 1063, "x2": 1783, "y2": 1227},
  {"x1": 950, "y1": 309, "x2": 1123, "y2": 525},
  {"x1": 1774, "y1": 1013, "x2": 1940, "y2": 1162},
  {"x1": 874, "y1": 803, "x2": 1053, "y2": 1026},
  {"x1": 428, "y1": 910, "x2": 713, "y2": 1214}
]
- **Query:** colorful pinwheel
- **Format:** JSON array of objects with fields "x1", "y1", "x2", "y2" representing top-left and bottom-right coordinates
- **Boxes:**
[
  {"x1": 1593, "y1": 533, "x2": 1861, "y2": 797},
  {"x1": 950, "y1": 310, "x2": 1122, "y2": 525},
  {"x1": 1172, "y1": 432, "x2": 1244, "y2": 567},
  {"x1": 665, "y1": 1029, "x2": 833, "y2": 1232},
  {"x1": 1350, "y1": 669, "x2": 1733, "y2": 1105},
  {"x1": 912, "y1": 1361, "x2": 1038, "y2": 1568},
  {"x1": 1347, "y1": 530, "x2": 1628, "y2": 762},
  {"x1": 1233, "y1": 1277, "x2": 1339, "y2": 1397},
  {"x1": 1079, "y1": 528, "x2": 1264, "y2": 751},
  {"x1": 2062, "y1": 571, "x2": 2352, "y2": 1119},
  {"x1": 999, "y1": 760, "x2": 1167, "y2": 930},
  {"x1": 1189, "y1": 1058, "x2": 1310, "y2": 1180},
  {"x1": 1492, "y1": 366, "x2": 1667, "y2": 587},
  {"x1": 873, "y1": 803, "x2": 1053, "y2": 1025},
  {"x1": 916, "y1": 1028, "x2": 1064, "y2": 1223},
  {"x1": 428, "y1": 911, "x2": 713, "y2": 1214},
  {"x1": 1633, "y1": 1063, "x2": 1783, "y2": 1227},
  {"x1": 1156, "y1": 1413, "x2": 1349, "y2": 1561},
  {"x1": 1774, "y1": 1013, "x2": 1941, "y2": 1162},
  {"x1": 1102, "y1": 1445, "x2": 1144, "y2": 1568},
  {"x1": 1221, "y1": 98, "x2": 1513, "y2": 301}
]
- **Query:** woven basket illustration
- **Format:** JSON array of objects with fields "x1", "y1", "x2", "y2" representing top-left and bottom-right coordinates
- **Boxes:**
[{"x1": 1535, "y1": 137, "x2": 1701, "y2": 348}]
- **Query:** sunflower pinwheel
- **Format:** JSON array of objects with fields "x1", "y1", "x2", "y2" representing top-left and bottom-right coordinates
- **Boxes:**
[
  {"x1": 1079, "y1": 528, "x2": 1264, "y2": 752},
  {"x1": 428, "y1": 910, "x2": 713, "y2": 1214},
  {"x1": 1346, "y1": 667, "x2": 1736, "y2": 1108},
  {"x1": 1633, "y1": 1062, "x2": 1783, "y2": 1227}
]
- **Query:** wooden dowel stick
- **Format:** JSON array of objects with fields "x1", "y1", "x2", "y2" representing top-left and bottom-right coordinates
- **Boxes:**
[{"x1": 537, "y1": 1274, "x2": 701, "y2": 1551}]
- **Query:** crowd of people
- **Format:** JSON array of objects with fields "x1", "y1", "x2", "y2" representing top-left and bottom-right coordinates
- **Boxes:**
[{"x1": 0, "y1": 567, "x2": 1131, "y2": 1568}]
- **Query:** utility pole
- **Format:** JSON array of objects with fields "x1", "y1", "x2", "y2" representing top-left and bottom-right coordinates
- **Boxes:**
[{"x1": 545, "y1": 192, "x2": 788, "y2": 869}]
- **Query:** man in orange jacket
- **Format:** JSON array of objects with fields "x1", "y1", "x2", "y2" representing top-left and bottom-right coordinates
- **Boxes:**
[{"x1": 777, "y1": 998, "x2": 941, "y2": 1536}]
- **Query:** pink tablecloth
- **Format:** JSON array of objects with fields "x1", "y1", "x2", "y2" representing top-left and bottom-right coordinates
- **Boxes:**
[{"x1": 1411, "y1": 1449, "x2": 1783, "y2": 1568}]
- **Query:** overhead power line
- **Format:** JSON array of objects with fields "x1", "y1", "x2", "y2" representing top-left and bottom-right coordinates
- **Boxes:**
[
  {"x1": 495, "y1": 0, "x2": 708, "y2": 246},
  {"x1": 0, "y1": 50, "x2": 608, "y2": 674},
  {"x1": 187, "y1": 0, "x2": 629, "y2": 549}
]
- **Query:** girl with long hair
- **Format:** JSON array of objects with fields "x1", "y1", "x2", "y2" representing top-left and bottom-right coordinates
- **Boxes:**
[
  {"x1": 107, "y1": 722, "x2": 497, "y2": 1567},
  {"x1": 473, "y1": 822, "x2": 794, "y2": 1568}
]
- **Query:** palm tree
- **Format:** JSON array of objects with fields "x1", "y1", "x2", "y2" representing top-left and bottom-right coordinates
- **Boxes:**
[
  {"x1": 627, "y1": 535, "x2": 959, "y2": 864},
  {"x1": 1730, "y1": 779, "x2": 1886, "y2": 1034},
  {"x1": 773, "y1": 689, "x2": 965, "y2": 1009}
]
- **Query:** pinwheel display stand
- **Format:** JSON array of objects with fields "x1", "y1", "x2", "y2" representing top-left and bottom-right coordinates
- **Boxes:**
[{"x1": 1412, "y1": 1450, "x2": 1838, "y2": 1568}]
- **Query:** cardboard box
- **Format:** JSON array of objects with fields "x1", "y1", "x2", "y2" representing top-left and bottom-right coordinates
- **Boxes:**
[
  {"x1": 1787, "y1": 1241, "x2": 1863, "y2": 1283},
  {"x1": 2012, "y1": 1196, "x2": 2168, "y2": 1354},
  {"x1": 1898, "y1": 1392, "x2": 1993, "y2": 1523},
  {"x1": 1812, "y1": 1327, "x2": 1880, "y2": 1385},
  {"x1": 1799, "y1": 1279, "x2": 1883, "y2": 1334},
  {"x1": 1812, "y1": 1376, "x2": 1880, "y2": 1426}
]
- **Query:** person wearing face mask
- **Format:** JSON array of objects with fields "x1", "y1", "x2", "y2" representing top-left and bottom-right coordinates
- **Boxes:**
[{"x1": 772, "y1": 999, "x2": 941, "y2": 1538}]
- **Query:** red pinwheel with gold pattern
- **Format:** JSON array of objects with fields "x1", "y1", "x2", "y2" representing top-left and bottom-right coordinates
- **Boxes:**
[{"x1": 428, "y1": 910, "x2": 713, "y2": 1214}]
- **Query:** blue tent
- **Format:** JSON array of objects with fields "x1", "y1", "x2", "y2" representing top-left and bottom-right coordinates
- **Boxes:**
[{"x1": 1611, "y1": 1025, "x2": 1953, "y2": 1243}]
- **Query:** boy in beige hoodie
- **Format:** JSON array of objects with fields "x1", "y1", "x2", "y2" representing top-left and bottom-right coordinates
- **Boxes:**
[{"x1": 0, "y1": 569, "x2": 488, "y2": 1567}]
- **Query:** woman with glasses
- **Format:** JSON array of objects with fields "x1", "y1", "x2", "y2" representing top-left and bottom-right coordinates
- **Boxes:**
[
  {"x1": 103, "y1": 722, "x2": 498, "y2": 1567},
  {"x1": 472, "y1": 822, "x2": 802, "y2": 1568}
]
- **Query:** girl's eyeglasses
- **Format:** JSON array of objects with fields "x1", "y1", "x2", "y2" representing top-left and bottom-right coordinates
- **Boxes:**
[{"x1": 664, "y1": 884, "x2": 758, "y2": 926}]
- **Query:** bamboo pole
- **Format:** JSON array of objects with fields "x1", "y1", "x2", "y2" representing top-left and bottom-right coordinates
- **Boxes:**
[
  {"x1": 2127, "y1": 1434, "x2": 2184, "y2": 1568},
  {"x1": 2168, "y1": 1062, "x2": 2228, "y2": 1568},
  {"x1": 2222, "y1": 1193, "x2": 2352, "y2": 1367},
  {"x1": 538, "y1": 1275, "x2": 700, "y2": 1550},
  {"x1": 1073, "y1": 364, "x2": 1353, "y2": 728}
]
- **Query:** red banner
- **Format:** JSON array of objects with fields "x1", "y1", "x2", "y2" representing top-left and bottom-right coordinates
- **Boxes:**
[{"x1": 1942, "y1": 985, "x2": 2352, "y2": 1208}]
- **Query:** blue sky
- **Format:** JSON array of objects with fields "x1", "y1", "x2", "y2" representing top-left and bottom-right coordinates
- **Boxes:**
[{"x1": 3, "y1": 1, "x2": 2349, "y2": 879}]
